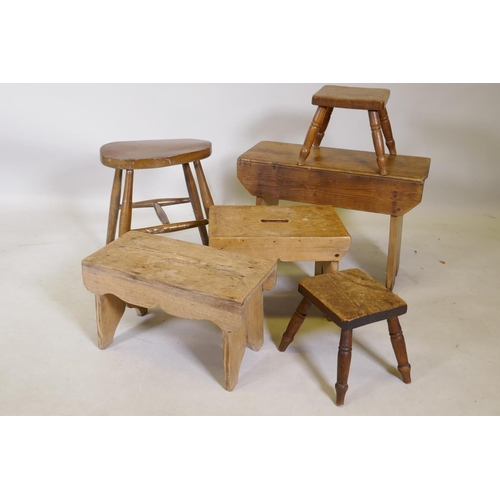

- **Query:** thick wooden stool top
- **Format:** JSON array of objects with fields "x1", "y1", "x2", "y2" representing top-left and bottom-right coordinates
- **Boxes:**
[
  {"x1": 82, "y1": 232, "x2": 277, "y2": 311},
  {"x1": 209, "y1": 205, "x2": 351, "y2": 262},
  {"x1": 237, "y1": 141, "x2": 431, "y2": 216},
  {"x1": 299, "y1": 269, "x2": 407, "y2": 330},
  {"x1": 312, "y1": 85, "x2": 390, "y2": 110},
  {"x1": 100, "y1": 139, "x2": 212, "y2": 170}
]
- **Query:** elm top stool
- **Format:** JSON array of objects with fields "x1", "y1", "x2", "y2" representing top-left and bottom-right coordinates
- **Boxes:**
[
  {"x1": 299, "y1": 85, "x2": 396, "y2": 175},
  {"x1": 209, "y1": 205, "x2": 351, "y2": 275},
  {"x1": 101, "y1": 138, "x2": 214, "y2": 246},
  {"x1": 237, "y1": 141, "x2": 430, "y2": 289},
  {"x1": 278, "y1": 269, "x2": 411, "y2": 406},
  {"x1": 82, "y1": 231, "x2": 277, "y2": 391}
]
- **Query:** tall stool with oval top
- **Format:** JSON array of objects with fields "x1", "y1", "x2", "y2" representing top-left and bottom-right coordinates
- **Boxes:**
[{"x1": 101, "y1": 138, "x2": 214, "y2": 246}]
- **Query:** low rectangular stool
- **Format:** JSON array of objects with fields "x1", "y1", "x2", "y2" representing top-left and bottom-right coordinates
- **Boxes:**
[
  {"x1": 82, "y1": 231, "x2": 277, "y2": 391},
  {"x1": 209, "y1": 205, "x2": 351, "y2": 274}
]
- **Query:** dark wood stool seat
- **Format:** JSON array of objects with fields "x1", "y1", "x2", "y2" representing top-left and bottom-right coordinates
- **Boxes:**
[
  {"x1": 101, "y1": 138, "x2": 214, "y2": 246},
  {"x1": 278, "y1": 269, "x2": 411, "y2": 405}
]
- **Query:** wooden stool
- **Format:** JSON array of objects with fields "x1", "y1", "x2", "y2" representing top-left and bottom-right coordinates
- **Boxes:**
[
  {"x1": 82, "y1": 232, "x2": 277, "y2": 391},
  {"x1": 209, "y1": 205, "x2": 351, "y2": 275},
  {"x1": 299, "y1": 85, "x2": 396, "y2": 175},
  {"x1": 101, "y1": 138, "x2": 214, "y2": 246},
  {"x1": 237, "y1": 141, "x2": 430, "y2": 289},
  {"x1": 278, "y1": 269, "x2": 411, "y2": 405}
]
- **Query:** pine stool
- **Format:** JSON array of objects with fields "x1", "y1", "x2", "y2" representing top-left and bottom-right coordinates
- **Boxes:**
[
  {"x1": 101, "y1": 138, "x2": 214, "y2": 246},
  {"x1": 299, "y1": 85, "x2": 396, "y2": 175},
  {"x1": 82, "y1": 231, "x2": 277, "y2": 391},
  {"x1": 209, "y1": 205, "x2": 351, "y2": 275},
  {"x1": 278, "y1": 269, "x2": 411, "y2": 405}
]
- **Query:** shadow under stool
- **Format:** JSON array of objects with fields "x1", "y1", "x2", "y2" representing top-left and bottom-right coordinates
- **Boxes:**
[
  {"x1": 208, "y1": 205, "x2": 351, "y2": 275},
  {"x1": 278, "y1": 269, "x2": 411, "y2": 406},
  {"x1": 82, "y1": 232, "x2": 277, "y2": 391},
  {"x1": 101, "y1": 138, "x2": 214, "y2": 246}
]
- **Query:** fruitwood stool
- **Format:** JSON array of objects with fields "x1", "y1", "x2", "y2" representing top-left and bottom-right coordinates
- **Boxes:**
[
  {"x1": 299, "y1": 85, "x2": 396, "y2": 175},
  {"x1": 237, "y1": 141, "x2": 431, "y2": 289},
  {"x1": 209, "y1": 205, "x2": 351, "y2": 275},
  {"x1": 82, "y1": 231, "x2": 277, "y2": 391},
  {"x1": 101, "y1": 139, "x2": 214, "y2": 246},
  {"x1": 278, "y1": 269, "x2": 411, "y2": 405}
]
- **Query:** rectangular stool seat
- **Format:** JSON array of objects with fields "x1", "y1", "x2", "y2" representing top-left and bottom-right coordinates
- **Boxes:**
[
  {"x1": 209, "y1": 205, "x2": 350, "y2": 265},
  {"x1": 82, "y1": 232, "x2": 277, "y2": 391}
]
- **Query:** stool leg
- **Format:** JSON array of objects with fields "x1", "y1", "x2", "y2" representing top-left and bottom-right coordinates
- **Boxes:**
[
  {"x1": 313, "y1": 107, "x2": 334, "y2": 147},
  {"x1": 368, "y1": 110, "x2": 388, "y2": 175},
  {"x1": 182, "y1": 163, "x2": 209, "y2": 246},
  {"x1": 315, "y1": 261, "x2": 338, "y2": 275},
  {"x1": 118, "y1": 169, "x2": 134, "y2": 236},
  {"x1": 387, "y1": 317, "x2": 411, "y2": 383},
  {"x1": 256, "y1": 197, "x2": 279, "y2": 206},
  {"x1": 386, "y1": 215, "x2": 403, "y2": 290},
  {"x1": 299, "y1": 106, "x2": 329, "y2": 165},
  {"x1": 278, "y1": 298, "x2": 312, "y2": 352},
  {"x1": 379, "y1": 107, "x2": 397, "y2": 155},
  {"x1": 335, "y1": 329, "x2": 353, "y2": 406},
  {"x1": 95, "y1": 294, "x2": 126, "y2": 349},
  {"x1": 193, "y1": 160, "x2": 214, "y2": 217},
  {"x1": 106, "y1": 169, "x2": 123, "y2": 244},
  {"x1": 221, "y1": 325, "x2": 247, "y2": 391},
  {"x1": 244, "y1": 289, "x2": 265, "y2": 352}
]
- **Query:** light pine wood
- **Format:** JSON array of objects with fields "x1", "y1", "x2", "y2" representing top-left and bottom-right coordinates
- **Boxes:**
[
  {"x1": 100, "y1": 139, "x2": 212, "y2": 170},
  {"x1": 95, "y1": 294, "x2": 126, "y2": 349},
  {"x1": 82, "y1": 232, "x2": 277, "y2": 391},
  {"x1": 279, "y1": 269, "x2": 411, "y2": 405},
  {"x1": 238, "y1": 140, "x2": 430, "y2": 289},
  {"x1": 209, "y1": 205, "x2": 350, "y2": 265},
  {"x1": 102, "y1": 139, "x2": 214, "y2": 245}
]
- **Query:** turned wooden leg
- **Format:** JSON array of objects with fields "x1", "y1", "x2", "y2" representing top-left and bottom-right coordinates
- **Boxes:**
[
  {"x1": 95, "y1": 294, "x2": 126, "y2": 349},
  {"x1": 379, "y1": 107, "x2": 397, "y2": 155},
  {"x1": 244, "y1": 289, "x2": 265, "y2": 352},
  {"x1": 183, "y1": 163, "x2": 209, "y2": 246},
  {"x1": 299, "y1": 106, "x2": 329, "y2": 165},
  {"x1": 387, "y1": 317, "x2": 411, "y2": 383},
  {"x1": 106, "y1": 168, "x2": 123, "y2": 244},
  {"x1": 221, "y1": 325, "x2": 247, "y2": 391},
  {"x1": 193, "y1": 160, "x2": 214, "y2": 217},
  {"x1": 256, "y1": 197, "x2": 279, "y2": 206},
  {"x1": 314, "y1": 261, "x2": 339, "y2": 275},
  {"x1": 386, "y1": 215, "x2": 404, "y2": 290},
  {"x1": 368, "y1": 110, "x2": 388, "y2": 175},
  {"x1": 118, "y1": 169, "x2": 134, "y2": 236},
  {"x1": 313, "y1": 107, "x2": 333, "y2": 147},
  {"x1": 335, "y1": 329, "x2": 353, "y2": 406},
  {"x1": 278, "y1": 298, "x2": 312, "y2": 352}
]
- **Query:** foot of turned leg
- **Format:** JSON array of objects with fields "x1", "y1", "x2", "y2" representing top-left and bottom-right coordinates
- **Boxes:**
[
  {"x1": 335, "y1": 329, "x2": 353, "y2": 406},
  {"x1": 278, "y1": 298, "x2": 312, "y2": 352},
  {"x1": 388, "y1": 317, "x2": 411, "y2": 383},
  {"x1": 96, "y1": 294, "x2": 126, "y2": 349}
]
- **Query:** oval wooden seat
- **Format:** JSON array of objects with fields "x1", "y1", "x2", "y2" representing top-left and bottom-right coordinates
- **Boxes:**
[
  {"x1": 278, "y1": 269, "x2": 412, "y2": 406},
  {"x1": 101, "y1": 138, "x2": 214, "y2": 247},
  {"x1": 100, "y1": 139, "x2": 212, "y2": 170}
]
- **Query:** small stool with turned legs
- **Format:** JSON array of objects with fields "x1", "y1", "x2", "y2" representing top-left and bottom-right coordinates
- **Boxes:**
[
  {"x1": 278, "y1": 269, "x2": 412, "y2": 406},
  {"x1": 101, "y1": 138, "x2": 214, "y2": 246}
]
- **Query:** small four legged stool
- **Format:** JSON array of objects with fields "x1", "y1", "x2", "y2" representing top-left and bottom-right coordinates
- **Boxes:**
[
  {"x1": 209, "y1": 205, "x2": 351, "y2": 275},
  {"x1": 299, "y1": 85, "x2": 396, "y2": 175},
  {"x1": 279, "y1": 269, "x2": 411, "y2": 405},
  {"x1": 101, "y1": 138, "x2": 214, "y2": 246},
  {"x1": 82, "y1": 231, "x2": 277, "y2": 391}
]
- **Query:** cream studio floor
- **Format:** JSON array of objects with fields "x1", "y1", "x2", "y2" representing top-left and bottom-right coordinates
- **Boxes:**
[{"x1": 1, "y1": 198, "x2": 499, "y2": 416}]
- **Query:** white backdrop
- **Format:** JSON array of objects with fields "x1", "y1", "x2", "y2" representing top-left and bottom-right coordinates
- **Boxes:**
[{"x1": 1, "y1": 83, "x2": 499, "y2": 213}]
